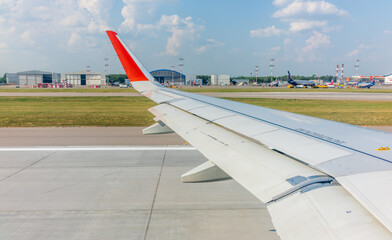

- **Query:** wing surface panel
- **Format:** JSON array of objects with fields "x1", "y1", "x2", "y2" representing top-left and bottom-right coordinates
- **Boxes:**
[
  {"x1": 149, "y1": 103, "x2": 329, "y2": 203},
  {"x1": 162, "y1": 87, "x2": 392, "y2": 163}
]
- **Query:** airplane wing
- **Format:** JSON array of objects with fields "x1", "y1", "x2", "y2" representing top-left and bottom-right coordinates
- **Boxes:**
[{"x1": 106, "y1": 30, "x2": 392, "y2": 239}]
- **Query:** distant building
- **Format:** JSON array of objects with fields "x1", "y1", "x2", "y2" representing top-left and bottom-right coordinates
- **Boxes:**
[
  {"x1": 211, "y1": 74, "x2": 230, "y2": 85},
  {"x1": 61, "y1": 71, "x2": 106, "y2": 86},
  {"x1": 150, "y1": 69, "x2": 186, "y2": 85},
  {"x1": 232, "y1": 78, "x2": 249, "y2": 86},
  {"x1": 384, "y1": 74, "x2": 392, "y2": 84},
  {"x1": 6, "y1": 70, "x2": 60, "y2": 85}
]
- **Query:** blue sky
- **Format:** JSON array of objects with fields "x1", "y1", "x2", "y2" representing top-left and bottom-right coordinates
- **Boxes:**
[{"x1": 0, "y1": 0, "x2": 391, "y2": 77}]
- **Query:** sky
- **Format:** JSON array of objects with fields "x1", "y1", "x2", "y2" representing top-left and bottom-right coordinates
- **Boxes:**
[{"x1": 0, "y1": 0, "x2": 391, "y2": 77}]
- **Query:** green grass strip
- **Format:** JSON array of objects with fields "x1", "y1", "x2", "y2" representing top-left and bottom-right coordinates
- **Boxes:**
[
  {"x1": 1, "y1": 96, "x2": 391, "y2": 127},
  {"x1": 0, "y1": 97, "x2": 155, "y2": 127}
]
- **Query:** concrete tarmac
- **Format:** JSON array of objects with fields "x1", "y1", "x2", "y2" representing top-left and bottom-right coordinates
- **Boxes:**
[
  {"x1": 0, "y1": 127, "x2": 185, "y2": 146},
  {"x1": 1, "y1": 126, "x2": 392, "y2": 239},
  {"x1": 0, "y1": 146, "x2": 279, "y2": 240}
]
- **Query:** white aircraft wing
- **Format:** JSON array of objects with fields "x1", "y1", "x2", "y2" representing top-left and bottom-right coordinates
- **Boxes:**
[{"x1": 107, "y1": 31, "x2": 392, "y2": 239}]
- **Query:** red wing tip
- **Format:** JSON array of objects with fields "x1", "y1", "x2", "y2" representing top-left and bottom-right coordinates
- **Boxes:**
[{"x1": 106, "y1": 30, "x2": 117, "y2": 35}]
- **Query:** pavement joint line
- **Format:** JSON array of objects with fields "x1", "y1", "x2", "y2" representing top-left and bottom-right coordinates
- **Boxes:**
[
  {"x1": 0, "y1": 208, "x2": 266, "y2": 213},
  {"x1": 0, "y1": 146, "x2": 196, "y2": 151},
  {"x1": 143, "y1": 150, "x2": 167, "y2": 240},
  {"x1": 0, "y1": 151, "x2": 58, "y2": 183}
]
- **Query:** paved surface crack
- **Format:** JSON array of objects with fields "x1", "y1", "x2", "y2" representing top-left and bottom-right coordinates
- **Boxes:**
[
  {"x1": 143, "y1": 150, "x2": 166, "y2": 240},
  {"x1": 0, "y1": 151, "x2": 58, "y2": 183}
]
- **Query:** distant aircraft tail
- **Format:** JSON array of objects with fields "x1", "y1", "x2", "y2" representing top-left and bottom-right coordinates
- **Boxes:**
[
  {"x1": 288, "y1": 71, "x2": 291, "y2": 79},
  {"x1": 106, "y1": 30, "x2": 159, "y2": 92},
  {"x1": 287, "y1": 71, "x2": 294, "y2": 83}
]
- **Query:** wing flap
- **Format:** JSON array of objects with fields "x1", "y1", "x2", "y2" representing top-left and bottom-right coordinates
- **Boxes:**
[
  {"x1": 337, "y1": 171, "x2": 392, "y2": 232},
  {"x1": 268, "y1": 185, "x2": 392, "y2": 240}
]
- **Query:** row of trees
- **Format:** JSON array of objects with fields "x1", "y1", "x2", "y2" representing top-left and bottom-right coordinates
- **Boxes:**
[
  {"x1": 106, "y1": 74, "x2": 127, "y2": 84},
  {"x1": 0, "y1": 74, "x2": 5, "y2": 83}
]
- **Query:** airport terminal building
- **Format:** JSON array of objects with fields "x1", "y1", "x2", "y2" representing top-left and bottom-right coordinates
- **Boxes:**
[
  {"x1": 61, "y1": 71, "x2": 106, "y2": 86},
  {"x1": 6, "y1": 70, "x2": 61, "y2": 85},
  {"x1": 150, "y1": 69, "x2": 186, "y2": 85}
]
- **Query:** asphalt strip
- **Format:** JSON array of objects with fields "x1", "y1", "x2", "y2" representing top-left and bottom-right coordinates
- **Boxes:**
[{"x1": 0, "y1": 146, "x2": 196, "y2": 151}]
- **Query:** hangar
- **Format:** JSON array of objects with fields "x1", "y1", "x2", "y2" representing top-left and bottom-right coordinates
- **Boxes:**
[
  {"x1": 6, "y1": 70, "x2": 61, "y2": 85},
  {"x1": 61, "y1": 71, "x2": 106, "y2": 86},
  {"x1": 150, "y1": 69, "x2": 186, "y2": 85}
]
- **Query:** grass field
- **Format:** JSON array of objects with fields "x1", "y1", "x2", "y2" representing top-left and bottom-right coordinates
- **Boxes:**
[
  {"x1": 0, "y1": 97, "x2": 155, "y2": 127},
  {"x1": 1, "y1": 96, "x2": 392, "y2": 127}
]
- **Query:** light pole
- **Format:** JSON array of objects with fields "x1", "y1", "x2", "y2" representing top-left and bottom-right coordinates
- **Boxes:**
[
  {"x1": 171, "y1": 65, "x2": 175, "y2": 86},
  {"x1": 179, "y1": 58, "x2": 184, "y2": 86},
  {"x1": 269, "y1": 59, "x2": 275, "y2": 83},
  {"x1": 355, "y1": 59, "x2": 360, "y2": 81},
  {"x1": 104, "y1": 58, "x2": 109, "y2": 86}
]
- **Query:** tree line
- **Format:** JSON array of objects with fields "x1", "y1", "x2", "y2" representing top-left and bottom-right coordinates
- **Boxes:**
[{"x1": 232, "y1": 74, "x2": 334, "y2": 83}]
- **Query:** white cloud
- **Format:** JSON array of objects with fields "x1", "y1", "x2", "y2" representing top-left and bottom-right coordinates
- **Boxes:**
[
  {"x1": 289, "y1": 20, "x2": 327, "y2": 32},
  {"x1": 118, "y1": 0, "x2": 203, "y2": 56},
  {"x1": 273, "y1": 0, "x2": 348, "y2": 18},
  {"x1": 0, "y1": 0, "x2": 113, "y2": 51},
  {"x1": 284, "y1": 38, "x2": 292, "y2": 46},
  {"x1": 160, "y1": 15, "x2": 202, "y2": 56},
  {"x1": 250, "y1": 26, "x2": 286, "y2": 38},
  {"x1": 120, "y1": 1, "x2": 137, "y2": 31},
  {"x1": 196, "y1": 38, "x2": 225, "y2": 53},
  {"x1": 68, "y1": 32, "x2": 81, "y2": 47},
  {"x1": 120, "y1": 0, "x2": 171, "y2": 33},
  {"x1": 0, "y1": 42, "x2": 7, "y2": 49},
  {"x1": 273, "y1": 0, "x2": 293, "y2": 6},
  {"x1": 347, "y1": 44, "x2": 368, "y2": 57},
  {"x1": 303, "y1": 31, "x2": 330, "y2": 51},
  {"x1": 21, "y1": 29, "x2": 35, "y2": 46}
]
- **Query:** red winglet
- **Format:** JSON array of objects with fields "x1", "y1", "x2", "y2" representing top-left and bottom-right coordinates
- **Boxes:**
[{"x1": 106, "y1": 30, "x2": 149, "y2": 82}]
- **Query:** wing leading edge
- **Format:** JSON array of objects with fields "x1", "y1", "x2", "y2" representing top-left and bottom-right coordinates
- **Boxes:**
[{"x1": 106, "y1": 30, "x2": 392, "y2": 239}]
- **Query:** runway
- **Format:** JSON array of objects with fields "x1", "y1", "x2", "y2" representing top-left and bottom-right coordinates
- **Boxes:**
[
  {"x1": 198, "y1": 92, "x2": 392, "y2": 100},
  {"x1": 2, "y1": 126, "x2": 392, "y2": 239},
  {"x1": 2, "y1": 91, "x2": 392, "y2": 101},
  {"x1": 0, "y1": 146, "x2": 278, "y2": 240},
  {"x1": 0, "y1": 127, "x2": 184, "y2": 146}
]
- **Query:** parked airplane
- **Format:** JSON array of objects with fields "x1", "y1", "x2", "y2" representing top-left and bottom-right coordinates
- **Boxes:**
[
  {"x1": 107, "y1": 30, "x2": 392, "y2": 240},
  {"x1": 287, "y1": 71, "x2": 316, "y2": 88},
  {"x1": 270, "y1": 79, "x2": 279, "y2": 87},
  {"x1": 327, "y1": 80, "x2": 335, "y2": 88},
  {"x1": 358, "y1": 80, "x2": 376, "y2": 88}
]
